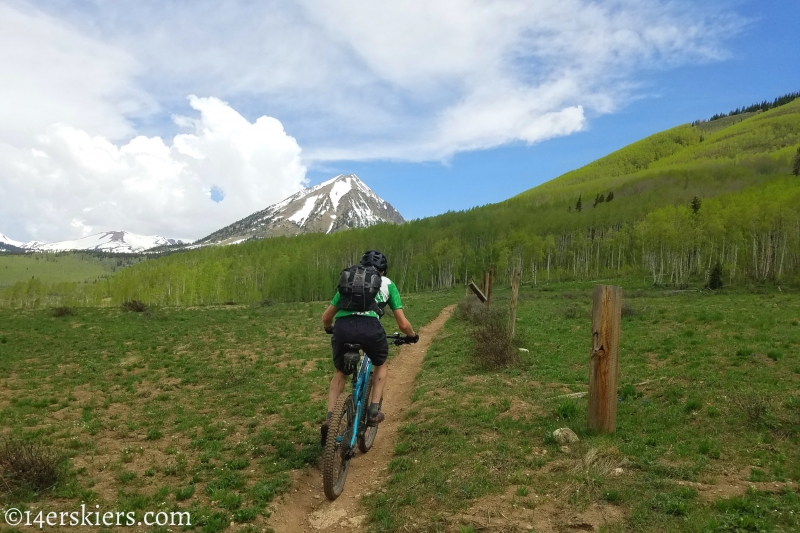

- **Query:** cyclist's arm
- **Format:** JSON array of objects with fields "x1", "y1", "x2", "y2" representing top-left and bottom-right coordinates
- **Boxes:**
[
  {"x1": 322, "y1": 305, "x2": 338, "y2": 329},
  {"x1": 392, "y1": 308, "x2": 415, "y2": 337}
]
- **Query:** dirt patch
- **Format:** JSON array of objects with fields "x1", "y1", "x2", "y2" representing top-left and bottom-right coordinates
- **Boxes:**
[
  {"x1": 450, "y1": 485, "x2": 624, "y2": 532},
  {"x1": 267, "y1": 305, "x2": 456, "y2": 533},
  {"x1": 501, "y1": 398, "x2": 544, "y2": 420},
  {"x1": 676, "y1": 466, "x2": 798, "y2": 502}
]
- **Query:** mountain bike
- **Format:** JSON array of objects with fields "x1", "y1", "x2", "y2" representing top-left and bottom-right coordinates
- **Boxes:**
[{"x1": 322, "y1": 332, "x2": 416, "y2": 501}]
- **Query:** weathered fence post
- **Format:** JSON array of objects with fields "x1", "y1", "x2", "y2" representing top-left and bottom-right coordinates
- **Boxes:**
[
  {"x1": 509, "y1": 268, "x2": 520, "y2": 338},
  {"x1": 588, "y1": 284, "x2": 622, "y2": 433},
  {"x1": 468, "y1": 279, "x2": 487, "y2": 303}
]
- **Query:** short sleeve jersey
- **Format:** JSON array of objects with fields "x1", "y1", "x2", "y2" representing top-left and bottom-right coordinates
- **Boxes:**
[{"x1": 331, "y1": 275, "x2": 403, "y2": 319}]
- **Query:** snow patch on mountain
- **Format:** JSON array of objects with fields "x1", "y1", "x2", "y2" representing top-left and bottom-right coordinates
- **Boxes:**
[
  {"x1": 288, "y1": 195, "x2": 320, "y2": 226},
  {"x1": 0, "y1": 233, "x2": 25, "y2": 249},
  {"x1": 1, "y1": 230, "x2": 182, "y2": 254},
  {"x1": 329, "y1": 179, "x2": 352, "y2": 210}
]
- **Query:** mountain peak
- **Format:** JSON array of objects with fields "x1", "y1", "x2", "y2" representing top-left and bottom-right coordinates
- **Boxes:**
[{"x1": 196, "y1": 174, "x2": 404, "y2": 245}]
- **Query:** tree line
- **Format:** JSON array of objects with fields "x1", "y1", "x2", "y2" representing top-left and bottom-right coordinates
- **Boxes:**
[{"x1": 2, "y1": 101, "x2": 799, "y2": 308}]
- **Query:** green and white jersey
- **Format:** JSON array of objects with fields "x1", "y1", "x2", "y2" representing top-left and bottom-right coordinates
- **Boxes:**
[{"x1": 331, "y1": 275, "x2": 403, "y2": 319}]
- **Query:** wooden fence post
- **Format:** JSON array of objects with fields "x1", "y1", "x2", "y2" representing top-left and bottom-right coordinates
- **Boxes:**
[
  {"x1": 509, "y1": 269, "x2": 520, "y2": 338},
  {"x1": 468, "y1": 280, "x2": 487, "y2": 303},
  {"x1": 588, "y1": 284, "x2": 622, "y2": 433}
]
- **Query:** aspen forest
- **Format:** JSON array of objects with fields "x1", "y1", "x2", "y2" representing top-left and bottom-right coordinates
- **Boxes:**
[{"x1": 3, "y1": 97, "x2": 800, "y2": 307}]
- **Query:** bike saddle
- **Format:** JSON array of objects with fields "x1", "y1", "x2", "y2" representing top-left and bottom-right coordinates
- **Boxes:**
[{"x1": 344, "y1": 343, "x2": 362, "y2": 351}]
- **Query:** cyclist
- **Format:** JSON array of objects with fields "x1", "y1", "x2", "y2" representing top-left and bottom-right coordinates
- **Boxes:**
[{"x1": 321, "y1": 250, "x2": 418, "y2": 444}]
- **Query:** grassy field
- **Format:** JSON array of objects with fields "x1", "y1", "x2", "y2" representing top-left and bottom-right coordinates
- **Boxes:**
[
  {"x1": 0, "y1": 290, "x2": 457, "y2": 533},
  {"x1": 0, "y1": 253, "x2": 140, "y2": 287},
  {"x1": 367, "y1": 282, "x2": 800, "y2": 532}
]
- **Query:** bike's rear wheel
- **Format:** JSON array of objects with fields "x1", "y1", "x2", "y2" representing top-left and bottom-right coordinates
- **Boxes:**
[
  {"x1": 358, "y1": 371, "x2": 382, "y2": 453},
  {"x1": 323, "y1": 392, "x2": 354, "y2": 500}
]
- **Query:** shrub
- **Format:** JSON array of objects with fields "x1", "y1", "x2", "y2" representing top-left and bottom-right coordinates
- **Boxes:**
[
  {"x1": 456, "y1": 296, "x2": 484, "y2": 322},
  {"x1": 51, "y1": 306, "x2": 74, "y2": 317},
  {"x1": 0, "y1": 437, "x2": 64, "y2": 494},
  {"x1": 469, "y1": 306, "x2": 521, "y2": 369},
  {"x1": 732, "y1": 393, "x2": 773, "y2": 427},
  {"x1": 259, "y1": 299, "x2": 273, "y2": 307},
  {"x1": 121, "y1": 300, "x2": 148, "y2": 312},
  {"x1": 562, "y1": 304, "x2": 583, "y2": 319}
]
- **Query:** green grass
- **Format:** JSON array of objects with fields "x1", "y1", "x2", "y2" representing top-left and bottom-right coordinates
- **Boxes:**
[
  {"x1": 366, "y1": 281, "x2": 800, "y2": 532},
  {"x1": 0, "y1": 252, "x2": 141, "y2": 287},
  {"x1": 0, "y1": 290, "x2": 457, "y2": 531}
]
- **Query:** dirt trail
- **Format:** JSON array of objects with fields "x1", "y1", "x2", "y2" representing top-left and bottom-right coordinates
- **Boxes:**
[{"x1": 268, "y1": 305, "x2": 456, "y2": 533}]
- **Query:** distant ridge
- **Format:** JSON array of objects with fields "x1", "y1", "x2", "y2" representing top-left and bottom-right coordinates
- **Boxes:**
[
  {"x1": 0, "y1": 231, "x2": 182, "y2": 254},
  {"x1": 694, "y1": 90, "x2": 800, "y2": 124}
]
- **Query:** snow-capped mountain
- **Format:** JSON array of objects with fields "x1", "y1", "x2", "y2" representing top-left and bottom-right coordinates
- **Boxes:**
[
  {"x1": 0, "y1": 231, "x2": 182, "y2": 254},
  {"x1": 195, "y1": 174, "x2": 405, "y2": 245},
  {"x1": 0, "y1": 232, "x2": 25, "y2": 252}
]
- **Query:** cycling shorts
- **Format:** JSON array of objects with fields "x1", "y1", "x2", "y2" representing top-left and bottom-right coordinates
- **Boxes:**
[{"x1": 331, "y1": 315, "x2": 388, "y2": 374}]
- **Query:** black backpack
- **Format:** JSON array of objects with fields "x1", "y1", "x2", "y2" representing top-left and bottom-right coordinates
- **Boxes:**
[{"x1": 337, "y1": 265, "x2": 382, "y2": 314}]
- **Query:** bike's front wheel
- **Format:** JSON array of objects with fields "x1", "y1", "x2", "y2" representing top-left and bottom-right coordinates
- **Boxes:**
[
  {"x1": 358, "y1": 371, "x2": 382, "y2": 453},
  {"x1": 323, "y1": 392, "x2": 354, "y2": 500}
]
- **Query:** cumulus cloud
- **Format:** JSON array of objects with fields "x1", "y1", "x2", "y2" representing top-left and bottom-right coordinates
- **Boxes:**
[
  {"x1": 0, "y1": 96, "x2": 306, "y2": 242},
  {"x1": 0, "y1": 0, "x2": 744, "y2": 238}
]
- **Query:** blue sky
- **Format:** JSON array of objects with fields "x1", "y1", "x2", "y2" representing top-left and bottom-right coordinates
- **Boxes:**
[
  {"x1": 0, "y1": 0, "x2": 798, "y2": 241},
  {"x1": 307, "y1": 0, "x2": 800, "y2": 220}
]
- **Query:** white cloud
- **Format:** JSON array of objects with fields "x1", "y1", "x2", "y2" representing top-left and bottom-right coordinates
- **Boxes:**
[
  {"x1": 0, "y1": 96, "x2": 306, "y2": 242},
  {"x1": 0, "y1": 0, "x2": 743, "y2": 238},
  {"x1": 0, "y1": 2, "x2": 153, "y2": 146}
]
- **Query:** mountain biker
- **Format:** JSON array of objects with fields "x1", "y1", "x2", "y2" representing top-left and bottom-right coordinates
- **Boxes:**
[{"x1": 321, "y1": 250, "x2": 418, "y2": 444}]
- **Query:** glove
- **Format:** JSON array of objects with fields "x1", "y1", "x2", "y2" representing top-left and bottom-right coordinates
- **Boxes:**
[
  {"x1": 324, "y1": 326, "x2": 334, "y2": 335},
  {"x1": 408, "y1": 334, "x2": 419, "y2": 344}
]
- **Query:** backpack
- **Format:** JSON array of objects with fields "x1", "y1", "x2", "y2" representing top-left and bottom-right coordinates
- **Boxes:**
[{"x1": 337, "y1": 265, "x2": 382, "y2": 315}]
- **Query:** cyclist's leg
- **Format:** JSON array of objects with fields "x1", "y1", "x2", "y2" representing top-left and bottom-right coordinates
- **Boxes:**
[
  {"x1": 327, "y1": 370, "x2": 348, "y2": 413},
  {"x1": 360, "y1": 318, "x2": 389, "y2": 424},
  {"x1": 370, "y1": 364, "x2": 388, "y2": 405}
]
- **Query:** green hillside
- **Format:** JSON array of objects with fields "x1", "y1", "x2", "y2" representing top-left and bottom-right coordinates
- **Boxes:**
[{"x1": 3, "y1": 97, "x2": 800, "y2": 307}]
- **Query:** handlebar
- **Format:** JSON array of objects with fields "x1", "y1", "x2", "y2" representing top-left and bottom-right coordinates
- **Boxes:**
[
  {"x1": 388, "y1": 332, "x2": 418, "y2": 346},
  {"x1": 324, "y1": 329, "x2": 418, "y2": 345}
]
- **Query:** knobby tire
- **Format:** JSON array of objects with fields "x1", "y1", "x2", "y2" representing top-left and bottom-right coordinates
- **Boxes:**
[{"x1": 323, "y1": 392, "x2": 354, "y2": 500}]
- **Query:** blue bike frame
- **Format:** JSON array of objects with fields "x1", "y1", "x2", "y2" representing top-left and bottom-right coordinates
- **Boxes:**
[{"x1": 337, "y1": 351, "x2": 372, "y2": 451}]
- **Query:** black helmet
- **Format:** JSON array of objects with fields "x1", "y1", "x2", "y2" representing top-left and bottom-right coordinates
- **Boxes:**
[{"x1": 360, "y1": 250, "x2": 388, "y2": 273}]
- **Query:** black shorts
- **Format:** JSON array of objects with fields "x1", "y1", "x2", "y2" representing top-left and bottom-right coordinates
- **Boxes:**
[{"x1": 331, "y1": 315, "x2": 388, "y2": 374}]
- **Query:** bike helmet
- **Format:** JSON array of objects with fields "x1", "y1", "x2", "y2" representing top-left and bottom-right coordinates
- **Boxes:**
[{"x1": 360, "y1": 250, "x2": 388, "y2": 273}]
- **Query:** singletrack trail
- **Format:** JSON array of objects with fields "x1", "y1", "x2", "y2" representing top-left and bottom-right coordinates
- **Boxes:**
[{"x1": 268, "y1": 304, "x2": 456, "y2": 533}]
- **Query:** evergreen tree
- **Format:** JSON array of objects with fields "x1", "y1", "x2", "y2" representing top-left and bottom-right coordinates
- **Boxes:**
[
  {"x1": 793, "y1": 147, "x2": 800, "y2": 177},
  {"x1": 606, "y1": 191, "x2": 614, "y2": 202},
  {"x1": 576, "y1": 196, "x2": 582, "y2": 212},
  {"x1": 593, "y1": 193, "x2": 605, "y2": 207},
  {"x1": 691, "y1": 196, "x2": 701, "y2": 214},
  {"x1": 708, "y1": 263, "x2": 723, "y2": 290}
]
